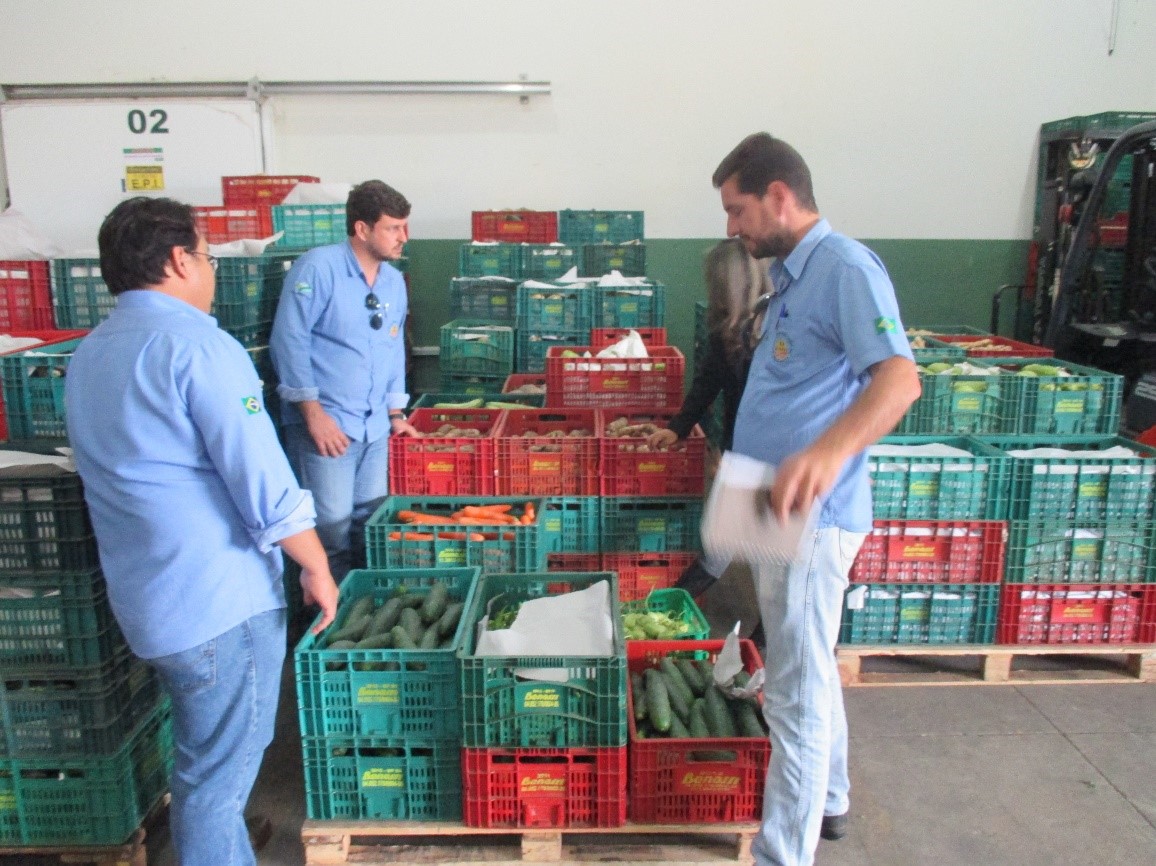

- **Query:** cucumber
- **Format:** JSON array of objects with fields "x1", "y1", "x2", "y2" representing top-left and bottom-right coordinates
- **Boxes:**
[
  {"x1": 327, "y1": 639, "x2": 357, "y2": 650},
  {"x1": 660, "y1": 658, "x2": 695, "y2": 708},
  {"x1": 694, "y1": 659, "x2": 715, "y2": 687},
  {"x1": 347, "y1": 595, "x2": 375, "y2": 623},
  {"x1": 689, "y1": 701, "x2": 711, "y2": 739},
  {"x1": 676, "y1": 658, "x2": 707, "y2": 695},
  {"x1": 355, "y1": 632, "x2": 394, "y2": 649},
  {"x1": 419, "y1": 624, "x2": 440, "y2": 649},
  {"x1": 436, "y1": 602, "x2": 465, "y2": 637},
  {"x1": 668, "y1": 712, "x2": 690, "y2": 738},
  {"x1": 368, "y1": 597, "x2": 404, "y2": 636},
  {"x1": 400, "y1": 608, "x2": 424, "y2": 644},
  {"x1": 390, "y1": 625, "x2": 418, "y2": 650},
  {"x1": 420, "y1": 582, "x2": 449, "y2": 624},
  {"x1": 394, "y1": 586, "x2": 424, "y2": 608},
  {"x1": 325, "y1": 611, "x2": 371, "y2": 645},
  {"x1": 705, "y1": 686, "x2": 737, "y2": 737},
  {"x1": 734, "y1": 670, "x2": 752, "y2": 689},
  {"x1": 663, "y1": 670, "x2": 692, "y2": 722},
  {"x1": 732, "y1": 699, "x2": 766, "y2": 738},
  {"x1": 433, "y1": 398, "x2": 484, "y2": 409},
  {"x1": 631, "y1": 672, "x2": 647, "y2": 722},
  {"x1": 644, "y1": 668, "x2": 672, "y2": 733}
]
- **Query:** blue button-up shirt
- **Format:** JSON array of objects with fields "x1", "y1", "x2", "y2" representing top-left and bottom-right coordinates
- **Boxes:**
[
  {"x1": 732, "y1": 219, "x2": 912, "y2": 532},
  {"x1": 64, "y1": 290, "x2": 316, "y2": 659},
  {"x1": 270, "y1": 241, "x2": 408, "y2": 442}
]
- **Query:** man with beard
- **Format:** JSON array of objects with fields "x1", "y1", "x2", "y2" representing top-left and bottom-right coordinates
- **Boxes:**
[
  {"x1": 712, "y1": 133, "x2": 920, "y2": 866},
  {"x1": 271, "y1": 180, "x2": 419, "y2": 582}
]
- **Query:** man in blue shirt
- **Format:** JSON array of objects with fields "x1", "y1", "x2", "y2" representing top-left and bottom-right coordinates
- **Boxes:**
[
  {"x1": 713, "y1": 134, "x2": 921, "y2": 866},
  {"x1": 271, "y1": 180, "x2": 418, "y2": 581},
  {"x1": 66, "y1": 198, "x2": 339, "y2": 866}
]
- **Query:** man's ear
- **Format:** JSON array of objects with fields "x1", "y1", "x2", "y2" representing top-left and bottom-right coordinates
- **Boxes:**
[{"x1": 166, "y1": 245, "x2": 191, "y2": 281}]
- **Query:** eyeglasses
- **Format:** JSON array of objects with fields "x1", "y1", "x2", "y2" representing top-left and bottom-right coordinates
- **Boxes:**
[
  {"x1": 187, "y1": 250, "x2": 219, "y2": 271},
  {"x1": 365, "y1": 293, "x2": 383, "y2": 330}
]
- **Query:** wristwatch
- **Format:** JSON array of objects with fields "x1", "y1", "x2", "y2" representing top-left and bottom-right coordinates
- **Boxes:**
[{"x1": 389, "y1": 411, "x2": 406, "y2": 421}]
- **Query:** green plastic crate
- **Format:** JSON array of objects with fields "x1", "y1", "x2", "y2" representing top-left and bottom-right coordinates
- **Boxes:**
[
  {"x1": 516, "y1": 283, "x2": 595, "y2": 333},
  {"x1": 594, "y1": 280, "x2": 664, "y2": 329},
  {"x1": 410, "y1": 392, "x2": 545, "y2": 410},
  {"x1": 519, "y1": 244, "x2": 580, "y2": 281},
  {"x1": 438, "y1": 373, "x2": 507, "y2": 395},
  {"x1": 459, "y1": 243, "x2": 519, "y2": 278},
  {"x1": 558, "y1": 210, "x2": 645, "y2": 244},
  {"x1": 51, "y1": 259, "x2": 113, "y2": 328},
  {"x1": 989, "y1": 358, "x2": 1124, "y2": 435},
  {"x1": 980, "y1": 435, "x2": 1156, "y2": 521},
  {"x1": 365, "y1": 496, "x2": 547, "y2": 573},
  {"x1": 0, "y1": 465, "x2": 98, "y2": 574},
  {"x1": 515, "y1": 330, "x2": 587, "y2": 375},
  {"x1": 839, "y1": 582, "x2": 999, "y2": 645},
  {"x1": 909, "y1": 337, "x2": 966, "y2": 363},
  {"x1": 439, "y1": 320, "x2": 515, "y2": 378},
  {"x1": 899, "y1": 355, "x2": 1003, "y2": 435},
  {"x1": 868, "y1": 436, "x2": 1010, "y2": 520},
  {"x1": 600, "y1": 498, "x2": 704, "y2": 553},
  {"x1": 0, "y1": 702, "x2": 172, "y2": 846},
  {"x1": 905, "y1": 324, "x2": 992, "y2": 336},
  {"x1": 295, "y1": 568, "x2": 481, "y2": 740},
  {"x1": 302, "y1": 735, "x2": 461, "y2": 821},
  {"x1": 582, "y1": 243, "x2": 647, "y2": 278},
  {"x1": 1004, "y1": 520, "x2": 1156, "y2": 584},
  {"x1": 541, "y1": 497, "x2": 602, "y2": 553},
  {"x1": 0, "y1": 337, "x2": 83, "y2": 442},
  {"x1": 449, "y1": 277, "x2": 518, "y2": 323},
  {"x1": 459, "y1": 571, "x2": 627, "y2": 747},
  {"x1": 271, "y1": 204, "x2": 347, "y2": 247},
  {"x1": 209, "y1": 254, "x2": 286, "y2": 331},
  {"x1": 620, "y1": 588, "x2": 709, "y2": 640}
]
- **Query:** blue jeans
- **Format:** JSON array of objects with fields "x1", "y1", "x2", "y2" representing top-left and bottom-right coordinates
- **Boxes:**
[
  {"x1": 284, "y1": 423, "x2": 391, "y2": 581},
  {"x1": 752, "y1": 527, "x2": 866, "y2": 866},
  {"x1": 149, "y1": 608, "x2": 287, "y2": 866}
]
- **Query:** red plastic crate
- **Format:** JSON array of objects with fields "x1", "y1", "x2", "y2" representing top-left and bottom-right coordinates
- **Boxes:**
[
  {"x1": 545, "y1": 346, "x2": 685, "y2": 410},
  {"x1": 193, "y1": 205, "x2": 273, "y2": 242},
  {"x1": 850, "y1": 520, "x2": 1007, "y2": 584},
  {"x1": 0, "y1": 329, "x2": 89, "y2": 441},
  {"x1": 221, "y1": 174, "x2": 320, "y2": 207},
  {"x1": 0, "y1": 261, "x2": 54, "y2": 330},
  {"x1": 387, "y1": 408, "x2": 505, "y2": 496},
  {"x1": 930, "y1": 334, "x2": 1054, "y2": 358},
  {"x1": 627, "y1": 639, "x2": 769, "y2": 824},
  {"x1": 601, "y1": 552, "x2": 698, "y2": 600},
  {"x1": 502, "y1": 373, "x2": 547, "y2": 395},
  {"x1": 600, "y1": 409, "x2": 705, "y2": 496},
  {"x1": 998, "y1": 583, "x2": 1156, "y2": 645},
  {"x1": 589, "y1": 327, "x2": 667, "y2": 349},
  {"x1": 495, "y1": 409, "x2": 598, "y2": 496},
  {"x1": 461, "y1": 746, "x2": 626, "y2": 829},
  {"x1": 471, "y1": 210, "x2": 558, "y2": 244},
  {"x1": 548, "y1": 552, "x2": 603, "y2": 572}
]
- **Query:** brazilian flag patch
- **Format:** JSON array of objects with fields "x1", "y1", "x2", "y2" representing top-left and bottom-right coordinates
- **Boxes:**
[
  {"x1": 242, "y1": 396, "x2": 262, "y2": 415},
  {"x1": 295, "y1": 281, "x2": 312, "y2": 296},
  {"x1": 875, "y1": 316, "x2": 897, "y2": 334}
]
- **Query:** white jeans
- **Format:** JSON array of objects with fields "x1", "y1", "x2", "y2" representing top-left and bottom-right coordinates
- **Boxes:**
[{"x1": 752, "y1": 527, "x2": 866, "y2": 866}]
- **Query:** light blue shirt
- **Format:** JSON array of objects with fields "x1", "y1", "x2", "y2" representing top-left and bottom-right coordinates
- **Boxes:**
[
  {"x1": 732, "y1": 219, "x2": 912, "y2": 532},
  {"x1": 270, "y1": 241, "x2": 408, "y2": 442},
  {"x1": 64, "y1": 290, "x2": 316, "y2": 659}
]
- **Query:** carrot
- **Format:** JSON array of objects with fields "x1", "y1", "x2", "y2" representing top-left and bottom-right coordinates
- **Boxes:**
[
  {"x1": 475, "y1": 503, "x2": 514, "y2": 514},
  {"x1": 454, "y1": 516, "x2": 509, "y2": 526},
  {"x1": 388, "y1": 531, "x2": 434, "y2": 541},
  {"x1": 440, "y1": 531, "x2": 485, "y2": 541},
  {"x1": 397, "y1": 510, "x2": 449, "y2": 525},
  {"x1": 459, "y1": 506, "x2": 518, "y2": 523}
]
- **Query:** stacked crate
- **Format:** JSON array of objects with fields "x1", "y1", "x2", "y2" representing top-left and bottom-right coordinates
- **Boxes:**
[
  {"x1": 515, "y1": 280, "x2": 594, "y2": 374},
  {"x1": 193, "y1": 174, "x2": 320, "y2": 243},
  {"x1": 559, "y1": 209, "x2": 646, "y2": 278},
  {"x1": 294, "y1": 567, "x2": 481, "y2": 821},
  {"x1": 0, "y1": 459, "x2": 171, "y2": 846}
]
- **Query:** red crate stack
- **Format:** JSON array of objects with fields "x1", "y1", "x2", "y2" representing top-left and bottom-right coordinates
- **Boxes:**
[
  {"x1": 601, "y1": 552, "x2": 699, "y2": 600},
  {"x1": 998, "y1": 583, "x2": 1156, "y2": 645},
  {"x1": 0, "y1": 261, "x2": 54, "y2": 330},
  {"x1": 218, "y1": 174, "x2": 321, "y2": 240},
  {"x1": 547, "y1": 552, "x2": 603, "y2": 573},
  {"x1": 461, "y1": 746, "x2": 626, "y2": 829},
  {"x1": 850, "y1": 520, "x2": 1007, "y2": 584},
  {"x1": 388, "y1": 408, "x2": 505, "y2": 496},
  {"x1": 192, "y1": 206, "x2": 268, "y2": 244},
  {"x1": 495, "y1": 409, "x2": 599, "y2": 496},
  {"x1": 600, "y1": 409, "x2": 705, "y2": 497},
  {"x1": 471, "y1": 210, "x2": 558, "y2": 244},
  {"x1": 930, "y1": 334, "x2": 1054, "y2": 358},
  {"x1": 545, "y1": 345, "x2": 685, "y2": 410},
  {"x1": 589, "y1": 327, "x2": 667, "y2": 349}
]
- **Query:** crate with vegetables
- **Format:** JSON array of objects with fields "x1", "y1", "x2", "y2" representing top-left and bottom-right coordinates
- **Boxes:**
[
  {"x1": 989, "y1": 359, "x2": 1124, "y2": 435},
  {"x1": 495, "y1": 408, "x2": 599, "y2": 496},
  {"x1": 544, "y1": 345, "x2": 685, "y2": 410},
  {"x1": 600, "y1": 409, "x2": 706, "y2": 496},
  {"x1": 295, "y1": 568, "x2": 481, "y2": 740},
  {"x1": 365, "y1": 497, "x2": 547, "y2": 573},
  {"x1": 900, "y1": 357, "x2": 1004, "y2": 436},
  {"x1": 626, "y1": 638, "x2": 770, "y2": 823},
  {"x1": 387, "y1": 407, "x2": 504, "y2": 496},
  {"x1": 409, "y1": 393, "x2": 545, "y2": 410},
  {"x1": 620, "y1": 588, "x2": 709, "y2": 640},
  {"x1": 438, "y1": 320, "x2": 515, "y2": 379}
]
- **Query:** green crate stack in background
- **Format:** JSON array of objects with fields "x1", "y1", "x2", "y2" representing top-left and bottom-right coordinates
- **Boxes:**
[
  {"x1": 438, "y1": 320, "x2": 515, "y2": 392},
  {"x1": 514, "y1": 281, "x2": 592, "y2": 373}
]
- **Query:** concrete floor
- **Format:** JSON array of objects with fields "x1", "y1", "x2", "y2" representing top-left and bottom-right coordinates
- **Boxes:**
[{"x1": 137, "y1": 565, "x2": 1156, "y2": 866}]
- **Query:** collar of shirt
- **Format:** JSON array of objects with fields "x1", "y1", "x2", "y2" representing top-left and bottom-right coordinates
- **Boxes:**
[
  {"x1": 340, "y1": 238, "x2": 399, "y2": 290},
  {"x1": 117, "y1": 288, "x2": 217, "y2": 324},
  {"x1": 772, "y1": 218, "x2": 833, "y2": 293}
]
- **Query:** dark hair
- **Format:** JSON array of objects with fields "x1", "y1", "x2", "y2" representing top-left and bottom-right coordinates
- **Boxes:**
[
  {"x1": 346, "y1": 181, "x2": 411, "y2": 235},
  {"x1": 97, "y1": 197, "x2": 199, "y2": 295},
  {"x1": 712, "y1": 133, "x2": 817, "y2": 211}
]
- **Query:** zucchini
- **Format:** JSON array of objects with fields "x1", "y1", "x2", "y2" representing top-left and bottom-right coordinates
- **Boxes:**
[
  {"x1": 689, "y1": 701, "x2": 711, "y2": 739},
  {"x1": 419, "y1": 624, "x2": 440, "y2": 649},
  {"x1": 660, "y1": 658, "x2": 695, "y2": 708},
  {"x1": 676, "y1": 658, "x2": 707, "y2": 695},
  {"x1": 420, "y1": 582, "x2": 449, "y2": 624},
  {"x1": 631, "y1": 672, "x2": 647, "y2": 722},
  {"x1": 368, "y1": 597, "x2": 404, "y2": 635},
  {"x1": 669, "y1": 712, "x2": 690, "y2": 738},
  {"x1": 436, "y1": 602, "x2": 465, "y2": 637},
  {"x1": 663, "y1": 670, "x2": 692, "y2": 722},
  {"x1": 705, "y1": 686, "x2": 737, "y2": 737},
  {"x1": 732, "y1": 699, "x2": 766, "y2": 738},
  {"x1": 390, "y1": 625, "x2": 418, "y2": 650},
  {"x1": 400, "y1": 608, "x2": 424, "y2": 644},
  {"x1": 355, "y1": 632, "x2": 394, "y2": 649},
  {"x1": 644, "y1": 668, "x2": 672, "y2": 733}
]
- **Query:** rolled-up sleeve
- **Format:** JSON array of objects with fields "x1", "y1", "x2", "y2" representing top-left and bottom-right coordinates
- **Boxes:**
[
  {"x1": 272, "y1": 259, "x2": 324, "y2": 403},
  {"x1": 835, "y1": 255, "x2": 913, "y2": 378}
]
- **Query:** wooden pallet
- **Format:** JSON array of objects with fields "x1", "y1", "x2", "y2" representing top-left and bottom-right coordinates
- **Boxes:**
[
  {"x1": 0, "y1": 795, "x2": 168, "y2": 866},
  {"x1": 302, "y1": 820, "x2": 759, "y2": 865},
  {"x1": 838, "y1": 643, "x2": 1156, "y2": 686}
]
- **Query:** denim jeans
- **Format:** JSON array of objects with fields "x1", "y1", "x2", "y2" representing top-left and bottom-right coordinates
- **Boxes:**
[
  {"x1": 751, "y1": 527, "x2": 866, "y2": 866},
  {"x1": 149, "y1": 608, "x2": 287, "y2": 866},
  {"x1": 284, "y1": 423, "x2": 391, "y2": 581}
]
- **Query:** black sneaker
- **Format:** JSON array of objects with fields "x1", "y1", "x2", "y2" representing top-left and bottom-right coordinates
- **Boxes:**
[
  {"x1": 820, "y1": 812, "x2": 848, "y2": 841},
  {"x1": 673, "y1": 558, "x2": 718, "y2": 599}
]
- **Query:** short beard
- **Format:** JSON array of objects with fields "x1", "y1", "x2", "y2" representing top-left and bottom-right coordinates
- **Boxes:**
[{"x1": 747, "y1": 228, "x2": 795, "y2": 260}]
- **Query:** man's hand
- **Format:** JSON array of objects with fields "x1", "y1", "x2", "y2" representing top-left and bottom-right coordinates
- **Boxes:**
[
  {"x1": 301, "y1": 567, "x2": 339, "y2": 634},
  {"x1": 646, "y1": 428, "x2": 679, "y2": 451},
  {"x1": 769, "y1": 445, "x2": 845, "y2": 524},
  {"x1": 390, "y1": 416, "x2": 420, "y2": 438},
  {"x1": 300, "y1": 403, "x2": 350, "y2": 457}
]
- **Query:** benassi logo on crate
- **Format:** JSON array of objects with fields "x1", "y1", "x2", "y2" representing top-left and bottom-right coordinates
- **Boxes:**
[
  {"x1": 519, "y1": 683, "x2": 564, "y2": 711},
  {"x1": 889, "y1": 538, "x2": 941, "y2": 560},
  {"x1": 676, "y1": 768, "x2": 743, "y2": 795},
  {"x1": 362, "y1": 767, "x2": 404, "y2": 788},
  {"x1": 518, "y1": 767, "x2": 568, "y2": 795}
]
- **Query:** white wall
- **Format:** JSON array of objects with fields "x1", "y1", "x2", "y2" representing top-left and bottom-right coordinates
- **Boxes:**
[{"x1": 1, "y1": 0, "x2": 1153, "y2": 240}]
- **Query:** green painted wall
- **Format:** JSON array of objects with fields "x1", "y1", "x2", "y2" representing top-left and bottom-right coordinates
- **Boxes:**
[{"x1": 403, "y1": 238, "x2": 1031, "y2": 389}]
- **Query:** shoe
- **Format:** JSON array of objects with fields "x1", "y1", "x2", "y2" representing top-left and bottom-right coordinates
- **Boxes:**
[
  {"x1": 246, "y1": 814, "x2": 273, "y2": 852},
  {"x1": 748, "y1": 620, "x2": 765, "y2": 649},
  {"x1": 673, "y1": 559, "x2": 717, "y2": 599},
  {"x1": 820, "y1": 812, "x2": 848, "y2": 841}
]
